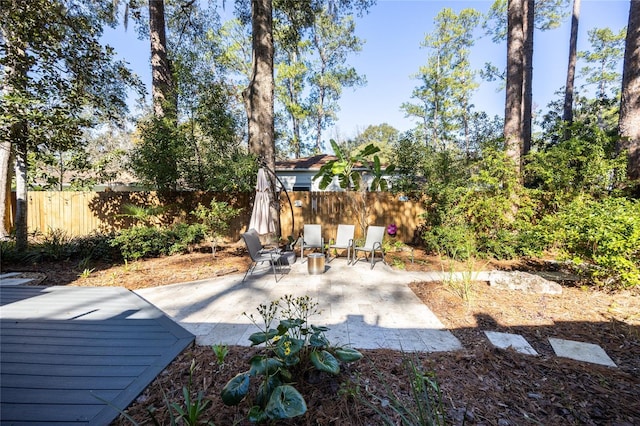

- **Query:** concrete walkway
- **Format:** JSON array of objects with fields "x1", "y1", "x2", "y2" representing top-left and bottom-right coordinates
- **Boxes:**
[{"x1": 134, "y1": 257, "x2": 463, "y2": 352}]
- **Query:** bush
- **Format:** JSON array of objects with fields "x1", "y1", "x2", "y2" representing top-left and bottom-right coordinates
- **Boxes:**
[
  {"x1": 541, "y1": 196, "x2": 640, "y2": 289},
  {"x1": 192, "y1": 200, "x2": 242, "y2": 255},
  {"x1": 423, "y1": 225, "x2": 476, "y2": 261},
  {"x1": 0, "y1": 230, "x2": 119, "y2": 264},
  {"x1": 110, "y1": 223, "x2": 206, "y2": 260}
]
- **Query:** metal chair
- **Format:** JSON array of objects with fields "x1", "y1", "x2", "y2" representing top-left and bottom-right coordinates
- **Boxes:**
[
  {"x1": 246, "y1": 228, "x2": 279, "y2": 255},
  {"x1": 301, "y1": 224, "x2": 324, "y2": 261},
  {"x1": 242, "y1": 231, "x2": 283, "y2": 282},
  {"x1": 352, "y1": 225, "x2": 386, "y2": 269},
  {"x1": 328, "y1": 224, "x2": 355, "y2": 263}
]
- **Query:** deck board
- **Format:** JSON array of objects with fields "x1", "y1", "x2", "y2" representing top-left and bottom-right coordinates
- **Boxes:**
[{"x1": 0, "y1": 286, "x2": 194, "y2": 425}]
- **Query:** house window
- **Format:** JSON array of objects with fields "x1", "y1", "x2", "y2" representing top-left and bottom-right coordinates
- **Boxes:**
[{"x1": 292, "y1": 185, "x2": 310, "y2": 192}]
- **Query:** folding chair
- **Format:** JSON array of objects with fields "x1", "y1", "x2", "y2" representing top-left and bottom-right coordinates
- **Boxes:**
[
  {"x1": 328, "y1": 224, "x2": 355, "y2": 263},
  {"x1": 352, "y1": 225, "x2": 386, "y2": 269},
  {"x1": 301, "y1": 224, "x2": 324, "y2": 261},
  {"x1": 242, "y1": 231, "x2": 283, "y2": 282}
]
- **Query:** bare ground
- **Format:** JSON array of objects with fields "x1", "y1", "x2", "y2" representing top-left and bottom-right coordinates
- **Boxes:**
[{"x1": 3, "y1": 246, "x2": 640, "y2": 425}]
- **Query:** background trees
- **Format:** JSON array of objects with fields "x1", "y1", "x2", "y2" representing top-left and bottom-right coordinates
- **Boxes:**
[
  {"x1": 0, "y1": 0, "x2": 142, "y2": 247},
  {"x1": 402, "y1": 8, "x2": 481, "y2": 152}
]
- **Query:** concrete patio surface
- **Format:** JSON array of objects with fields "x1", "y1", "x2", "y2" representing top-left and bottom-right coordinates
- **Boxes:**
[
  {"x1": 134, "y1": 256, "x2": 463, "y2": 352},
  {"x1": 2, "y1": 260, "x2": 618, "y2": 366}
]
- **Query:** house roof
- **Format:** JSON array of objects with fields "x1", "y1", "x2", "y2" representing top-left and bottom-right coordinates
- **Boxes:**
[
  {"x1": 276, "y1": 154, "x2": 373, "y2": 171},
  {"x1": 275, "y1": 154, "x2": 338, "y2": 171}
]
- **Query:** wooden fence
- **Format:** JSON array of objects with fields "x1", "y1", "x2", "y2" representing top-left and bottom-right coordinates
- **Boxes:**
[{"x1": 14, "y1": 191, "x2": 426, "y2": 244}]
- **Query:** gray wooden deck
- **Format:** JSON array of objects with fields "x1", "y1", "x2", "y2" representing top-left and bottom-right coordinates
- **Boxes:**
[{"x1": 0, "y1": 285, "x2": 194, "y2": 425}]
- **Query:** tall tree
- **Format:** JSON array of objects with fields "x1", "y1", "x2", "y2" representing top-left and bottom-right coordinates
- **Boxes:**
[
  {"x1": 562, "y1": 0, "x2": 581, "y2": 137},
  {"x1": 504, "y1": 0, "x2": 525, "y2": 176},
  {"x1": 618, "y1": 0, "x2": 640, "y2": 185},
  {"x1": 245, "y1": 0, "x2": 275, "y2": 170},
  {"x1": 149, "y1": 0, "x2": 175, "y2": 120},
  {"x1": 522, "y1": 0, "x2": 534, "y2": 155},
  {"x1": 308, "y1": 8, "x2": 365, "y2": 153},
  {"x1": 0, "y1": 0, "x2": 139, "y2": 249},
  {"x1": 402, "y1": 8, "x2": 481, "y2": 152},
  {"x1": 485, "y1": 0, "x2": 568, "y2": 154},
  {"x1": 579, "y1": 27, "x2": 626, "y2": 101}
]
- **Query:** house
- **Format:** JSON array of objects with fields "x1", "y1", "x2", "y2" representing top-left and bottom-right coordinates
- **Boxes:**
[{"x1": 275, "y1": 154, "x2": 390, "y2": 192}]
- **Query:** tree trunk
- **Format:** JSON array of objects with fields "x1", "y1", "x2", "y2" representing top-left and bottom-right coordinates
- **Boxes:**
[
  {"x1": 563, "y1": 0, "x2": 581, "y2": 139},
  {"x1": 246, "y1": 0, "x2": 279, "y2": 235},
  {"x1": 149, "y1": 0, "x2": 174, "y2": 119},
  {"x1": 1, "y1": 28, "x2": 28, "y2": 246},
  {"x1": 618, "y1": 0, "x2": 640, "y2": 186},
  {"x1": 14, "y1": 139, "x2": 27, "y2": 251},
  {"x1": 0, "y1": 141, "x2": 13, "y2": 239},
  {"x1": 521, "y1": 0, "x2": 534, "y2": 156},
  {"x1": 504, "y1": 0, "x2": 525, "y2": 177}
]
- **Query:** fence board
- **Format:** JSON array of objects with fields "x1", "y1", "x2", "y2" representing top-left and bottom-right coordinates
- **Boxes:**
[{"x1": 17, "y1": 191, "x2": 425, "y2": 244}]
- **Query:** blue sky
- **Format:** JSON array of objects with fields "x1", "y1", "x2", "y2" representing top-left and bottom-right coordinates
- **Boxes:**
[{"x1": 103, "y1": 0, "x2": 630, "y2": 139}]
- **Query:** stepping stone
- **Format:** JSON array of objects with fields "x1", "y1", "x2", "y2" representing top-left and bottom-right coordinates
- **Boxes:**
[
  {"x1": 0, "y1": 273, "x2": 36, "y2": 286},
  {"x1": 548, "y1": 338, "x2": 616, "y2": 367},
  {"x1": 0, "y1": 279, "x2": 35, "y2": 286},
  {"x1": 484, "y1": 331, "x2": 538, "y2": 355},
  {"x1": 0, "y1": 273, "x2": 22, "y2": 279}
]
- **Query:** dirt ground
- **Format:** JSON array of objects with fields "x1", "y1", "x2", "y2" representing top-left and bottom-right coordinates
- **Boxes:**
[{"x1": 4, "y1": 245, "x2": 640, "y2": 425}]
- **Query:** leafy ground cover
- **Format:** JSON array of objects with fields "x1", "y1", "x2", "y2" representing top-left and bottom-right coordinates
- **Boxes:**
[{"x1": 4, "y1": 245, "x2": 640, "y2": 425}]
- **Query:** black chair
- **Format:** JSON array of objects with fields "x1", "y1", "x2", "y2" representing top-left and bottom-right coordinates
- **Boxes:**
[{"x1": 242, "y1": 231, "x2": 283, "y2": 282}]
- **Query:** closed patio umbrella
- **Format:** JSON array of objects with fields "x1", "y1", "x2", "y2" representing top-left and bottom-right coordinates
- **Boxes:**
[{"x1": 249, "y1": 168, "x2": 275, "y2": 235}]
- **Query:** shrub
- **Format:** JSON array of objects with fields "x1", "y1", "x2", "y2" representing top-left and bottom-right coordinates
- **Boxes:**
[
  {"x1": 423, "y1": 225, "x2": 476, "y2": 261},
  {"x1": 165, "y1": 223, "x2": 207, "y2": 255},
  {"x1": 192, "y1": 200, "x2": 241, "y2": 256},
  {"x1": 542, "y1": 196, "x2": 640, "y2": 289},
  {"x1": 220, "y1": 295, "x2": 363, "y2": 423},
  {"x1": 0, "y1": 230, "x2": 119, "y2": 264},
  {"x1": 110, "y1": 223, "x2": 206, "y2": 260}
]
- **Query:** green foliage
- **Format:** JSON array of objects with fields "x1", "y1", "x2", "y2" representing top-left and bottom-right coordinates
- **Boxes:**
[
  {"x1": 211, "y1": 344, "x2": 229, "y2": 366},
  {"x1": 420, "y1": 148, "x2": 530, "y2": 260},
  {"x1": 540, "y1": 196, "x2": 640, "y2": 289},
  {"x1": 402, "y1": 7, "x2": 481, "y2": 151},
  {"x1": 348, "y1": 123, "x2": 399, "y2": 164},
  {"x1": 169, "y1": 360, "x2": 213, "y2": 426},
  {"x1": 192, "y1": 200, "x2": 242, "y2": 256},
  {"x1": 110, "y1": 224, "x2": 206, "y2": 261},
  {"x1": 313, "y1": 139, "x2": 394, "y2": 191},
  {"x1": 129, "y1": 117, "x2": 185, "y2": 191},
  {"x1": 0, "y1": 230, "x2": 118, "y2": 264},
  {"x1": 119, "y1": 203, "x2": 167, "y2": 227},
  {"x1": 423, "y1": 225, "x2": 476, "y2": 261},
  {"x1": 578, "y1": 26, "x2": 626, "y2": 101},
  {"x1": 526, "y1": 124, "x2": 627, "y2": 206},
  {"x1": 221, "y1": 295, "x2": 363, "y2": 422}
]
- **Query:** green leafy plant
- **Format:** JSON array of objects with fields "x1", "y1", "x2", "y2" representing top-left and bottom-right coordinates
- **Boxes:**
[
  {"x1": 109, "y1": 223, "x2": 205, "y2": 260},
  {"x1": 540, "y1": 196, "x2": 640, "y2": 289},
  {"x1": 169, "y1": 360, "x2": 213, "y2": 426},
  {"x1": 119, "y1": 203, "x2": 167, "y2": 227},
  {"x1": 94, "y1": 359, "x2": 214, "y2": 426},
  {"x1": 78, "y1": 268, "x2": 94, "y2": 279},
  {"x1": 211, "y1": 344, "x2": 229, "y2": 366},
  {"x1": 192, "y1": 200, "x2": 242, "y2": 256},
  {"x1": 220, "y1": 295, "x2": 363, "y2": 423}
]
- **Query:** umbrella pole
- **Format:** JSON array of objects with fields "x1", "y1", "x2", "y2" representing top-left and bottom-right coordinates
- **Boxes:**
[{"x1": 259, "y1": 160, "x2": 295, "y2": 242}]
